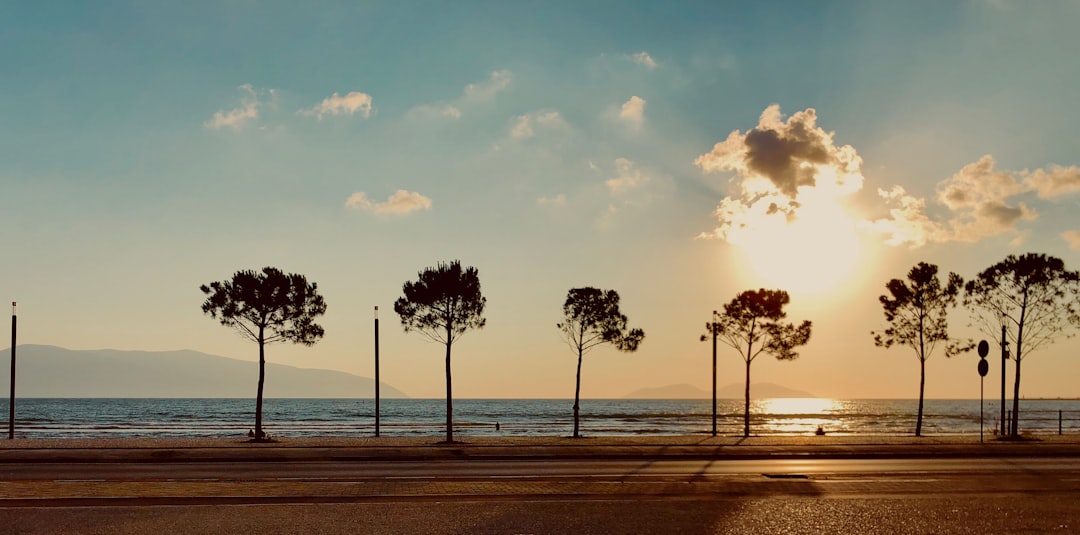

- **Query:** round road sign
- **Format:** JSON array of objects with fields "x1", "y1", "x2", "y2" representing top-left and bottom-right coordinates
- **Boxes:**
[
  {"x1": 977, "y1": 340, "x2": 989, "y2": 358},
  {"x1": 978, "y1": 359, "x2": 989, "y2": 377}
]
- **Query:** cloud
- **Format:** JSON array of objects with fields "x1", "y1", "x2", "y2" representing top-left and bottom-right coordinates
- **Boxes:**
[
  {"x1": 696, "y1": 105, "x2": 864, "y2": 242},
  {"x1": 302, "y1": 91, "x2": 373, "y2": 120},
  {"x1": 859, "y1": 187, "x2": 950, "y2": 247},
  {"x1": 605, "y1": 158, "x2": 649, "y2": 193},
  {"x1": 345, "y1": 190, "x2": 432, "y2": 215},
  {"x1": 406, "y1": 104, "x2": 462, "y2": 120},
  {"x1": 1063, "y1": 230, "x2": 1080, "y2": 250},
  {"x1": 697, "y1": 105, "x2": 864, "y2": 200},
  {"x1": 465, "y1": 69, "x2": 513, "y2": 100},
  {"x1": 204, "y1": 84, "x2": 273, "y2": 130},
  {"x1": 537, "y1": 194, "x2": 567, "y2": 207},
  {"x1": 862, "y1": 155, "x2": 1068, "y2": 247},
  {"x1": 509, "y1": 110, "x2": 567, "y2": 139},
  {"x1": 629, "y1": 51, "x2": 657, "y2": 69},
  {"x1": 618, "y1": 96, "x2": 646, "y2": 127},
  {"x1": 1023, "y1": 165, "x2": 1080, "y2": 199}
]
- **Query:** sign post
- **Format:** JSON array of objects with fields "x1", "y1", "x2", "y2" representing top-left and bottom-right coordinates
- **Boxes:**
[{"x1": 977, "y1": 340, "x2": 989, "y2": 443}]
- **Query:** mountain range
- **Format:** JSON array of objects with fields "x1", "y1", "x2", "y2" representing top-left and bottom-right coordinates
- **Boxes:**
[
  {"x1": 623, "y1": 382, "x2": 815, "y2": 399},
  {"x1": 0, "y1": 345, "x2": 408, "y2": 398}
]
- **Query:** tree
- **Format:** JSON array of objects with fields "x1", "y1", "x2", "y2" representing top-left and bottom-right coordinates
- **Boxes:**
[
  {"x1": 872, "y1": 262, "x2": 971, "y2": 437},
  {"x1": 394, "y1": 260, "x2": 486, "y2": 443},
  {"x1": 557, "y1": 288, "x2": 644, "y2": 438},
  {"x1": 964, "y1": 253, "x2": 1080, "y2": 437},
  {"x1": 713, "y1": 289, "x2": 811, "y2": 438},
  {"x1": 200, "y1": 267, "x2": 326, "y2": 441}
]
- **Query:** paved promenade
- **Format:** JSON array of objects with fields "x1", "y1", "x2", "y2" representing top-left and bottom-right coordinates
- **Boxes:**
[{"x1": 1, "y1": 434, "x2": 1078, "y2": 463}]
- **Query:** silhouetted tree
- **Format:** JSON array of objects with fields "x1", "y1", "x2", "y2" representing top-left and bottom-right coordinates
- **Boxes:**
[
  {"x1": 964, "y1": 253, "x2": 1080, "y2": 437},
  {"x1": 872, "y1": 262, "x2": 971, "y2": 437},
  {"x1": 558, "y1": 288, "x2": 644, "y2": 438},
  {"x1": 714, "y1": 289, "x2": 811, "y2": 438},
  {"x1": 395, "y1": 260, "x2": 486, "y2": 443},
  {"x1": 200, "y1": 267, "x2": 326, "y2": 441}
]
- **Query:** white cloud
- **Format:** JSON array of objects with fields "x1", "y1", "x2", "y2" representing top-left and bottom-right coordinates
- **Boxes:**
[
  {"x1": 1063, "y1": 230, "x2": 1080, "y2": 250},
  {"x1": 629, "y1": 51, "x2": 657, "y2": 69},
  {"x1": 859, "y1": 187, "x2": 949, "y2": 247},
  {"x1": 345, "y1": 190, "x2": 432, "y2": 215},
  {"x1": 864, "y1": 155, "x2": 1063, "y2": 247},
  {"x1": 406, "y1": 104, "x2": 462, "y2": 120},
  {"x1": 1023, "y1": 165, "x2": 1080, "y2": 199},
  {"x1": 605, "y1": 158, "x2": 648, "y2": 193},
  {"x1": 618, "y1": 96, "x2": 646, "y2": 127},
  {"x1": 204, "y1": 84, "x2": 270, "y2": 130},
  {"x1": 537, "y1": 194, "x2": 567, "y2": 207},
  {"x1": 465, "y1": 70, "x2": 513, "y2": 100},
  {"x1": 302, "y1": 91, "x2": 373, "y2": 120},
  {"x1": 509, "y1": 110, "x2": 567, "y2": 139}
]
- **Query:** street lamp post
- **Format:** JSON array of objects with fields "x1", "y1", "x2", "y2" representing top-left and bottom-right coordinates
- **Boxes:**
[
  {"x1": 711, "y1": 310, "x2": 718, "y2": 437},
  {"x1": 9, "y1": 302, "x2": 16, "y2": 440},
  {"x1": 374, "y1": 306, "x2": 380, "y2": 438}
]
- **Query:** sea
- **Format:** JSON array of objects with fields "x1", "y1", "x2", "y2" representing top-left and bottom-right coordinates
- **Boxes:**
[{"x1": 2, "y1": 398, "x2": 1079, "y2": 439}]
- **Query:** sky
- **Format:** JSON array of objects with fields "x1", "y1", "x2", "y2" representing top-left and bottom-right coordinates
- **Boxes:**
[{"x1": 2, "y1": 1, "x2": 1079, "y2": 400}]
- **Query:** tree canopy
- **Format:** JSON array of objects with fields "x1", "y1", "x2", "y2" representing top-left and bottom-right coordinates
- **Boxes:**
[
  {"x1": 394, "y1": 260, "x2": 486, "y2": 443},
  {"x1": 200, "y1": 267, "x2": 326, "y2": 440},
  {"x1": 964, "y1": 252, "x2": 1080, "y2": 436},
  {"x1": 558, "y1": 287, "x2": 644, "y2": 438},
  {"x1": 394, "y1": 260, "x2": 486, "y2": 346},
  {"x1": 872, "y1": 262, "x2": 969, "y2": 436},
  {"x1": 714, "y1": 288, "x2": 811, "y2": 437}
]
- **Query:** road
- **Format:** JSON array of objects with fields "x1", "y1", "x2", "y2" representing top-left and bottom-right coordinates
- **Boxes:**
[{"x1": 1, "y1": 457, "x2": 1078, "y2": 533}]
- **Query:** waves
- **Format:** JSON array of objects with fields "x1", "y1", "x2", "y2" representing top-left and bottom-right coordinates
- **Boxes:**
[{"x1": 1, "y1": 398, "x2": 1078, "y2": 439}]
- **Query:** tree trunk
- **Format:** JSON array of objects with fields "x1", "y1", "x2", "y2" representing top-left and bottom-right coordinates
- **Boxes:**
[
  {"x1": 573, "y1": 346, "x2": 583, "y2": 438},
  {"x1": 1011, "y1": 357, "x2": 1021, "y2": 437},
  {"x1": 445, "y1": 335, "x2": 454, "y2": 444},
  {"x1": 916, "y1": 358, "x2": 925, "y2": 437},
  {"x1": 743, "y1": 358, "x2": 751, "y2": 438},
  {"x1": 255, "y1": 327, "x2": 265, "y2": 440}
]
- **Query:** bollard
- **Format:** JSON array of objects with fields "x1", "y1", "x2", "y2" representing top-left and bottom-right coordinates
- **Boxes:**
[{"x1": 1060, "y1": 410, "x2": 1063, "y2": 435}]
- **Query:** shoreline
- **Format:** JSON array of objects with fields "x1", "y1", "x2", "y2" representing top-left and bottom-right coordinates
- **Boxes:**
[{"x1": 1, "y1": 432, "x2": 1078, "y2": 449}]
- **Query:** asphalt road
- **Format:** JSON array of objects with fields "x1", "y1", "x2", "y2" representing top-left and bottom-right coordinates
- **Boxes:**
[{"x1": 1, "y1": 457, "x2": 1078, "y2": 534}]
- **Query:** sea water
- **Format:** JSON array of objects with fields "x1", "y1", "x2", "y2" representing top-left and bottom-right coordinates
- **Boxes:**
[{"x1": 2, "y1": 398, "x2": 1079, "y2": 439}]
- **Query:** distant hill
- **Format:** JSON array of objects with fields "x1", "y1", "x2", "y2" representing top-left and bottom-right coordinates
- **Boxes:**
[
  {"x1": 623, "y1": 383, "x2": 709, "y2": 399},
  {"x1": 0, "y1": 345, "x2": 408, "y2": 398},
  {"x1": 625, "y1": 382, "x2": 814, "y2": 399}
]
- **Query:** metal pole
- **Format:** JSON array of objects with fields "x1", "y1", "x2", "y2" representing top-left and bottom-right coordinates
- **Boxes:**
[
  {"x1": 374, "y1": 306, "x2": 380, "y2": 438},
  {"x1": 711, "y1": 310, "x2": 717, "y2": 437},
  {"x1": 1000, "y1": 322, "x2": 1007, "y2": 437},
  {"x1": 9, "y1": 302, "x2": 16, "y2": 440},
  {"x1": 980, "y1": 376, "x2": 984, "y2": 443}
]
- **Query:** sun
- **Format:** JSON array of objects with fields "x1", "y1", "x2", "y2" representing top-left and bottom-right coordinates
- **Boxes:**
[{"x1": 725, "y1": 192, "x2": 865, "y2": 296}]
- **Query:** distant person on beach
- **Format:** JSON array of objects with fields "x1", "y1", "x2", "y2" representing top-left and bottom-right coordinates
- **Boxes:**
[{"x1": 495, "y1": 421, "x2": 501, "y2": 431}]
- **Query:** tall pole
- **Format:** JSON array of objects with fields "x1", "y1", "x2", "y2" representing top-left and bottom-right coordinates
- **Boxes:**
[
  {"x1": 9, "y1": 302, "x2": 16, "y2": 440},
  {"x1": 1000, "y1": 321, "x2": 1007, "y2": 437},
  {"x1": 711, "y1": 310, "x2": 717, "y2": 437},
  {"x1": 374, "y1": 306, "x2": 381, "y2": 438}
]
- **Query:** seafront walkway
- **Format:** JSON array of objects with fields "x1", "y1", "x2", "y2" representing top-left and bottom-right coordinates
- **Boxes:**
[{"x1": 2, "y1": 434, "x2": 1079, "y2": 463}]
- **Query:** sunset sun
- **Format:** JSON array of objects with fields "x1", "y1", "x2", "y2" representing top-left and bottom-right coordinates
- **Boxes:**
[{"x1": 726, "y1": 194, "x2": 864, "y2": 296}]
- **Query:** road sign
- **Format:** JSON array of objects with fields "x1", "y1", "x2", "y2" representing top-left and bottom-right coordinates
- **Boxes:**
[
  {"x1": 977, "y1": 340, "x2": 989, "y2": 358},
  {"x1": 978, "y1": 359, "x2": 989, "y2": 377}
]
